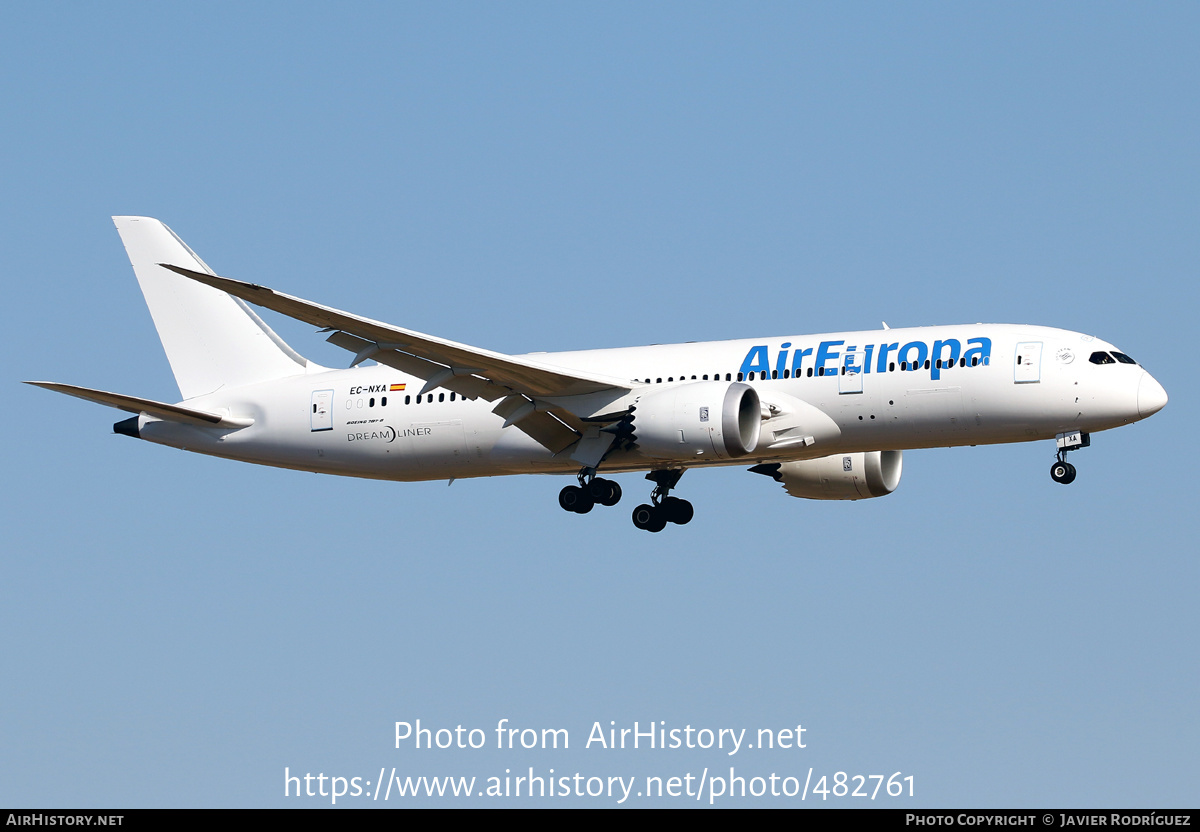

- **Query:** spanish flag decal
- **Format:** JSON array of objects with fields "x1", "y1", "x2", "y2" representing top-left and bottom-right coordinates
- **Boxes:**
[{"x1": 390, "y1": 383, "x2": 406, "y2": 392}]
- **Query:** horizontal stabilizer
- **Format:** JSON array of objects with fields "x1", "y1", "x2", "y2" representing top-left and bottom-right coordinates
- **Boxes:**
[{"x1": 25, "y1": 382, "x2": 253, "y2": 429}]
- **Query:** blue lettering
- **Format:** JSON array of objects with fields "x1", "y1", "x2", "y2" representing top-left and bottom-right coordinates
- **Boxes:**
[
  {"x1": 740, "y1": 345, "x2": 770, "y2": 378},
  {"x1": 898, "y1": 341, "x2": 928, "y2": 371},
  {"x1": 731, "y1": 334, "x2": 991, "y2": 378},
  {"x1": 790, "y1": 347, "x2": 813, "y2": 375},
  {"x1": 930, "y1": 339, "x2": 961, "y2": 380},
  {"x1": 877, "y1": 342, "x2": 899, "y2": 373},
  {"x1": 775, "y1": 343, "x2": 791, "y2": 377},
  {"x1": 815, "y1": 341, "x2": 844, "y2": 376},
  {"x1": 963, "y1": 337, "x2": 992, "y2": 367},
  {"x1": 843, "y1": 345, "x2": 862, "y2": 374}
]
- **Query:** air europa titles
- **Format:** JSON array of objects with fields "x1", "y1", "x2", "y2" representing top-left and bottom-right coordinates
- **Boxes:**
[{"x1": 739, "y1": 336, "x2": 992, "y2": 382}]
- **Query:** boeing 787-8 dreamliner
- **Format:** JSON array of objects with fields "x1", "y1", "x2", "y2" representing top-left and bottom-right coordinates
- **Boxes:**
[{"x1": 28, "y1": 217, "x2": 1168, "y2": 532}]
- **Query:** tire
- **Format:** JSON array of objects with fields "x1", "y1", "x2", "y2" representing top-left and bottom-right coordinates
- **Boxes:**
[
  {"x1": 632, "y1": 503, "x2": 656, "y2": 530},
  {"x1": 603, "y1": 480, "x2": 622, "y2": 506},
  {"x1": 559, "y1": 485, "x2": 581, "y2": 511},
  {"x1": 559, "y1": 485, "x2": 594, "y2": 513},
  {"x1": 645, "y1": 507, "x2": 667, "y2": 533},
  {"x1": 663, "y1": 496, "x2": 694, "y2": 525},
  {"x1": 1050, "y1": 461, "x2": 1073, "y2": 484},
  {"x1": 589, "y1": 478, "x2": 622, "y2": 506}
]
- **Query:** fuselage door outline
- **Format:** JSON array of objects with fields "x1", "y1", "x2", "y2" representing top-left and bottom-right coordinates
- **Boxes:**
[
  {"x1": 311, "y1": 389, "x2": 334, "y2": 431},
  {"x1": 1014, "y1": 342, "x2": 1043, "y2": 384}
]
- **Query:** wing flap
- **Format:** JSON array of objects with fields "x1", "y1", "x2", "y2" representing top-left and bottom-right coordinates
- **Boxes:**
[{"x1": 325, "y1": 331, "x2": 506, "y2": 402}]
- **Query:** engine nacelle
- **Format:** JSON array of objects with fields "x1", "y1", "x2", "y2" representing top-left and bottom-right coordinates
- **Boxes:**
[
  {"x1": 752, "y1": 450, "x2": 903, "y2": 500},
  {"x1": 632, "y1": 382, "x2": 761, "y2": 461}
]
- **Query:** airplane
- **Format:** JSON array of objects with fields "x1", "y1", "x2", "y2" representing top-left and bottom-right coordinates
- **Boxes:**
[{"x1": 28, "y1": 217, "x2": 1168, "y2": 532}]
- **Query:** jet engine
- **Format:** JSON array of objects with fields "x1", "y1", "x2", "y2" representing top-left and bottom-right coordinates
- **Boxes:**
[
  {"x1": 751, "y1": 450, "x2": 903, "y2": 500},
  {"x1": 631, "y1": 381, "x2": 761, "y2": 461}
]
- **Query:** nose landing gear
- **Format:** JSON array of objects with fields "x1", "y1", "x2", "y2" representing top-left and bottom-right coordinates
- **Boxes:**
[
  {"x1": 1050, "y1": 457, "x2": 1077, "y2": 485},
  {"x1": 1050, "y1": 430, "x2": 1089, "y2": 485}
]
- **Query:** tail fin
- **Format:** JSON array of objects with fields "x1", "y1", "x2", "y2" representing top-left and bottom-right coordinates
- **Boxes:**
[{"x1": 113, "y1": 216, "x2": 308, "y2": 400}]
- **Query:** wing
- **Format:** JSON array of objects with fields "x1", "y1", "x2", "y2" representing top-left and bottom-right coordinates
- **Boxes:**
[{"x1": 160, "y1": 264, "x2": 638, "y2": 455}]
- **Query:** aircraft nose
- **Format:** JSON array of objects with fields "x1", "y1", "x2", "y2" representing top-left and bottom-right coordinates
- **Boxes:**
[{"x1": 1138, "y1": 372, "x2": 1168, "y2": 418}]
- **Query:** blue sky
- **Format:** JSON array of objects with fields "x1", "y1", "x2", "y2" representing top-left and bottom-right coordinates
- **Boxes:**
[{"x1": 2, "y1": 3, "x2": 1196, "y2": 807}]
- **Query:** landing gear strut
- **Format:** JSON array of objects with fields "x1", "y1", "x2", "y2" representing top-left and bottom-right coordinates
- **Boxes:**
[
  {"x1": 559, "y1": 468, "x2": 622, "y2": 514},
  {"x1": 631, "y1": 469, "x2": 693, "y2": 532},
  {"x1": 1050, "y1": 430, "x2": 1089, "y2": 485}
]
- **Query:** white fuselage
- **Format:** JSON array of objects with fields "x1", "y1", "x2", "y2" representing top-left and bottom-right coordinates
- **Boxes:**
[{"x1": 132, "y1": 323, "x2": 1163, "y2": 482}]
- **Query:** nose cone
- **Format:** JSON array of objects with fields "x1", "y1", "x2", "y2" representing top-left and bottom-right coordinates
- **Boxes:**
[{"x1": 1138, "y1": 372, "x2": 1168, "y2": 418}]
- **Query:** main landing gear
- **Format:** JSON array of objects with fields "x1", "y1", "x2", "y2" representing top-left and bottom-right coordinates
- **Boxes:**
[
  {"x1": 559, "y1": 468, "x2": 694, "y2": 532},
  {"x1": 631, "y1": 469, "x2": 693, "y2": 533},
  {"x1": 559, "y1": 468, "x2": 622, "y2": 515},
  {"x1": 1050, "y1": 430, "x2": 1090, "y2": 485}
]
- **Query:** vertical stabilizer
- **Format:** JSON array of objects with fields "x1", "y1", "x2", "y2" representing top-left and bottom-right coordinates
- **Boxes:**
[{"x1": 113, "y1": 216, "x2": 308, "y2": 400}]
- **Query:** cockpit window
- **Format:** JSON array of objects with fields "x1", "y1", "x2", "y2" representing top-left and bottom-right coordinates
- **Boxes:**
[
  {"x1": 1112, "y1": 352, "x2": 1137, "y2": 365},
  {"x1": 1089, "y1": 351, "x2": 1116, "y2": 365}
]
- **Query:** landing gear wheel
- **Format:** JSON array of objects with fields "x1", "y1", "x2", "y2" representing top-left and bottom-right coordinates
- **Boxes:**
[
  {"x1": 589, "y1": 477, "x2": 622, "y2": 506},
  {"x1": 662, "y1": 496, "x2": 694, "y2": 525},
  {"x1": 1050, "y1": 461, "x2": 1077, "y2": 485},
  {"x1": 559, "y1": 485, "x2": 595, "y2": 513},
  {"x1": 632, "y1": 503, "x2": 666, "y2": 532}
]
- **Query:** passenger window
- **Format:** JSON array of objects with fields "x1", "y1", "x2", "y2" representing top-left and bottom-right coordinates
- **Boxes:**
[
  {"x1": 382, "y1": 396, "x2": 387, "y2": 406},
  {"x1": 405, "y1": 395, "x2": 411, "y2": 404},
  {"x1": 737, "y1": 373, "x2": 744, "y2": 381},
  {"x1": 369, "y1": 397, "x2": 375, "y2": 407}
]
